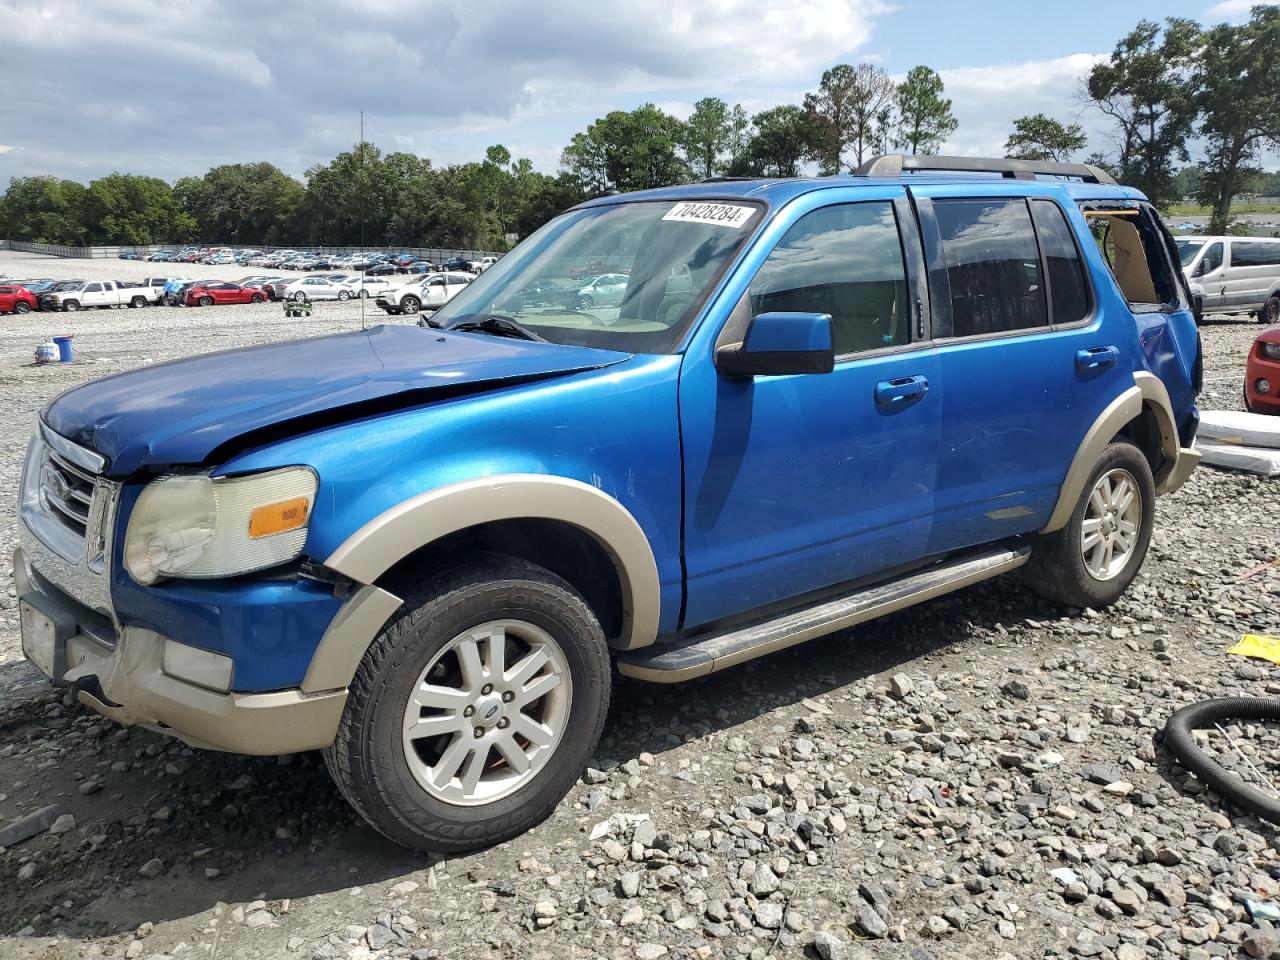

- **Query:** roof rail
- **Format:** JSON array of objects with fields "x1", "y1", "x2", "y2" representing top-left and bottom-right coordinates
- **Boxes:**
[{"x1": 853, "y1": 154, "x2": 1117, "y2": 186}]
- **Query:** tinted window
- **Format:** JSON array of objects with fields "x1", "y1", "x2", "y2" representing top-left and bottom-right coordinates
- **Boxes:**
[
  {"x1": 1202, "y1": 242, "x2": 1223, "y2": 272},
  {"x1": 1231, "y1": 241, "x2": 1280, "y2": 268},
  {"x1": 84, "y1": 283, "x2": 101, "y2": 293},
  {"x1": 1176, "y1": 239, "x2": 1203, "y2": 266},
  {"x1": 749, "y1": 201, "x2": 909, "y2": 355},
  {"x1": 935, "y1": 198, "x2": 1047, "y2": 336},
  {"x1": 1030, "y1": 199, "x2": 1090, "y2": 325}
]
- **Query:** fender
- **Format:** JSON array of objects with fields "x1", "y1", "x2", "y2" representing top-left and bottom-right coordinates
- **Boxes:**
[
  {"x1": 1040, "y1": 373, "x2": 1194, "y2": 534},
  {"x1": 314, "y1": 474, "x2": 661, "y2": 676}
]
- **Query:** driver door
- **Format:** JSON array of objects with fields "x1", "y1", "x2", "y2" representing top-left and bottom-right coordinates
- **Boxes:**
[{"x1": 678, "y1": 188, "x2": 941, "y2": 629}]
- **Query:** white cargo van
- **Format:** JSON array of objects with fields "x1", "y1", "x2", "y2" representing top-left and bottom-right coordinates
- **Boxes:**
[{"x1": 1177, "y1": 234, "x2": 1280, "y2": 322}]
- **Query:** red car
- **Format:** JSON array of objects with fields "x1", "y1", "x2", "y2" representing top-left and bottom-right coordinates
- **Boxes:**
[
  {"x1": 0, "y1": 283, "x2": 38, "y2": 314},
  {"x1": 1246, "y1": 325, "x2": 1280, "y2": 415},
  {"x1": 184, "y1": 282, "x2": 266, "y2": 306}
]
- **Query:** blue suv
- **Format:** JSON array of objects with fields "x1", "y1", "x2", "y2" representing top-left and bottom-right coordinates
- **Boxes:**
[{"x1": 14, "y1": 155, "x2": 1201, "y2": 851}]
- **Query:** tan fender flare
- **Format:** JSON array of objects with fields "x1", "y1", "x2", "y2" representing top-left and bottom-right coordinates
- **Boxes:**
[
  {"x1": 321, "y1": 473, "x2": 662, "y2": 654},
  {"x1": 1041, "y1": 373, "x2": 1197, "y2": 534}
]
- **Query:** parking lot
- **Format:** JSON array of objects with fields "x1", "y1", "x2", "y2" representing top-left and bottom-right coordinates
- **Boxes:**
[{"x1": 2, "y1": 248, "x2": 1280, "y2": 960}]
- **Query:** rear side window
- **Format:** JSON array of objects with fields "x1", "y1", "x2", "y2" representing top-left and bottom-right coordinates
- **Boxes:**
[
  {"x1": 1029, "y1": 199, "x2": 1090, "y2": 326},
  {"x1": 934, "y1": 198, "x2": 1047, "y2": 337},
  {"x1": 1231, "y1": 241, "x2": 1280, "y2": 268},
  {"x1": 750, "y1": 201, "x2": 909, "y2": 355}
]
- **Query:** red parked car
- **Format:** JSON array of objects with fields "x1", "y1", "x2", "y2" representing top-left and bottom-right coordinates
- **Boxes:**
[
  {"x1": 183, "y1": 282, "x2": 266, "y2": 307},
  {"x1": 0, "y1": 283, "x2": 38, "y2": 315},
  {"x1": 1246, "y1": 325, "x2": 1280, "y2": 415}
]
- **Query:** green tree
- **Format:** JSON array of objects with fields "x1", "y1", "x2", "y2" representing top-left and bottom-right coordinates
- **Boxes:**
[
  {"x1": 1004, "y1": 113, "x2": 1088, "y2": 162},
  {"x1": 804, "y1": 63, "x2": 896, "y2": 169},
  {"x1": 680, "y1": 97, "x2": 741, "y2": 180},
  {"x1": 82, "y1": 173, "x2": 193, "y2": 244},
  {"x1": 1085, "y1": 17, "x2": 1201, "y2": 208},
  {"x1": 1194, "y1": 7, "x2": 1280, "y2": 233},
  {"x1": 561, "y1": 104, "x2": 689, "y2": 194},
  {"x1": 894, "y1": 66, "x2": 957, "y2": 155},
  {"x1": 729, "y1": 106, "x2": 816, "y2": 178},
  {"x1": 0, "y1": 176, "x2": 89, "y2": 244}
]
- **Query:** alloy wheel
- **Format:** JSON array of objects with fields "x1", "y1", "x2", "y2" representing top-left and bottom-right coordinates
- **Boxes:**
[{"x1": 1080, "y1": 468, "x2": 1142, "y2": 581}]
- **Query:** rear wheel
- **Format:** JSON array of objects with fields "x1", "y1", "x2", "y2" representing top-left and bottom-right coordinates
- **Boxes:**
[
  {"x1": 1023, "y1": 441, "x2": 1155, "y2": 609},
  {"x1": 293, "y1": 291, "x2": 307, "y2": 302},
  {"x1": 131, "y1": 296, "x2": 146, "y2": 308},
  {"x1": 1261, "y1": 295, "x2": 1280, "y2": 326},
  {"x1": 324, "y1": 556, "x2": 610, "y2": 853},
  {"x1": 338, "y1": 290, "x2": 351, "y2": 301},
  {"x1": 198, "y1": 296, "x2": 213, "y2": 307}
]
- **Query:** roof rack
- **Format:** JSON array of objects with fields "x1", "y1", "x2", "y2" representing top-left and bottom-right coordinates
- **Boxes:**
[{"x1": 853, "y1": 154, "x2": 1117, "y2": 186}]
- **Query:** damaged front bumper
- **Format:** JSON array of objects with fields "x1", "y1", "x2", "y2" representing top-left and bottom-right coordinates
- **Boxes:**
[{"x1": 13, "y1": 544, "x2": 346, "y2": 755}]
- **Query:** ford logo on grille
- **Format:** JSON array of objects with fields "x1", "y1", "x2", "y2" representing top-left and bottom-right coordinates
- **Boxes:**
[{"x1": 41, "y1": 463, "x2": 71, "y2": 501}]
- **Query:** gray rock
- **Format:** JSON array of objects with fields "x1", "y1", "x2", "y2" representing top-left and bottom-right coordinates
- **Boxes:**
[
  {"x1": 854, "y1": 904, "x2": 888, "y2": 939},
  {"x1": 365, "y1": 923, "x2": 396, "y2": 950}
]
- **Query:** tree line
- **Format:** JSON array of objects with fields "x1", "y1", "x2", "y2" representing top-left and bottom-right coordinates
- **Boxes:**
[{"x1": 3, "y1": 6, "x2": 1280, "y2": 247}]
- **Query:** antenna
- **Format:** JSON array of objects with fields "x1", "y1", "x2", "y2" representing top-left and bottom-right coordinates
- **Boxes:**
[{"x1": 359, "y1": 109, "x2": 367, "y2": 332}]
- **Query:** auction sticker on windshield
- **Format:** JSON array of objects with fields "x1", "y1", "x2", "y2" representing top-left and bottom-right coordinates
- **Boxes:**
[{"x1": 662, "y1": 202, "x2": 754, "y2": 228}]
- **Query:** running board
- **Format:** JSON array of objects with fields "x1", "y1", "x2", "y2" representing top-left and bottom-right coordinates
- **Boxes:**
[{"x1": 618, "y1": 541, "x2": 1030, "y2": 682}]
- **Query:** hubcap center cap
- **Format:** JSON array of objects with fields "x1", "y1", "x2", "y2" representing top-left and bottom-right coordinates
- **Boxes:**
[{"x1": 475, "y1": 696, "x2": 503, "y2": 728}]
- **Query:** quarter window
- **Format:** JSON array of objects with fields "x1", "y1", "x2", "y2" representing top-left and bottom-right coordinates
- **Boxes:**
[
  {"x1": 749, "y1": 201, "x2": 909, "y2": 356},
  {"x1": 1029, "y1": 199, "x2": 1090, "y2": 326},
  {"x1": 934, "y1": 198, "x2": 1047, "y2": 337}
]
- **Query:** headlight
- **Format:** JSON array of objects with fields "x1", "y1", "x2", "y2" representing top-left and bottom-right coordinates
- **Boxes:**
[
  {"x1": 124, "y1": 467, "x2": 317, "y2": 585},
  {"x1": 1262, "y1": 342, "x2": 1280, "y2": 361}
]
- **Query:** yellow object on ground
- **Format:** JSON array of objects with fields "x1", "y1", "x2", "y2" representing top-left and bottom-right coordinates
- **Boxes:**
[{"x1": 1227, "y1": 633, "x2": 1280, "y2": 665}]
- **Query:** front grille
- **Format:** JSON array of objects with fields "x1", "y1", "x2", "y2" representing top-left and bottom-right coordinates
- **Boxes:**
[{"x1": 40, "y1": 448, "x2": 96, "y2": 538}]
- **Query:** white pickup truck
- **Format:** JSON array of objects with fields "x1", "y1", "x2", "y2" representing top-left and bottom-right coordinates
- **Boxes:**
[
  {"x1": 374, "y1": 272, "x2": 473, "y2": 316},
  {"x1": 39, "y1": 280, "x2": 160, "y2": 311}
]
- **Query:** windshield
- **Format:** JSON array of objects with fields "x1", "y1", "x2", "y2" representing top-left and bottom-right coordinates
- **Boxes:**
[
  {"x1": 1176, "y1": 239, "x2": 1204, "y2": 267},
  {"x1": 431, "y1": 199, "x2": 764, "y2": 353}
]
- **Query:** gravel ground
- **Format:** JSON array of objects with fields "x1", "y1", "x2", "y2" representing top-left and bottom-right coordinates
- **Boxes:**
[{"x1": 3, "y1": 250, "x2": 1280, "y2": 960}]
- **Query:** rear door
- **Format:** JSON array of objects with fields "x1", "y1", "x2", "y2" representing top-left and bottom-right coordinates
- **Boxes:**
[
  {"x1": 679, "y1": 186, "x2": 942, "y2": 628},
  {"x1": 910, "y1": 187, "x2": 1110, "y2": 551}
]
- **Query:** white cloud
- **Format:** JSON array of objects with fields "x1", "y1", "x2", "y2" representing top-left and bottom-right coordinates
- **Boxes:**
[
  {"x1": 1206, "y1": 0, "x2": 1279, "y2": 22},
  {"x1": 932, "y1": 54, "x2": 1107, "y2": 159}
]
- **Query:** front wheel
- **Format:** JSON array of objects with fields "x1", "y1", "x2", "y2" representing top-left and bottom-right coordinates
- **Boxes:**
[
  {"x1": 13, "y1": 301, "x2": 30, "y2": 314},
  {"x1": 1023, "y1": 441, "x2": 1155, "y2": 609},
  {"x1": 62, "y1": 300, "x2": 80, "y2": 312},
  {"x1": 1261, "y1": 295, "x2": 1280, "y2": 326},
  {"x1": 324, "y1": 555, "x2": 610, "y2": 853},
  {"x1": 251, "y1": 293, "x2": 265, "y2": 303},
  {"x1": 401, "y1": 297, "x2": 420, "y2": 315}
]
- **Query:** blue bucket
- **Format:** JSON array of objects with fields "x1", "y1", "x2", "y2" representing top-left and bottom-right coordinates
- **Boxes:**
[{"x1": 52, "y1": 335, "x2": 73, "y2": 363}]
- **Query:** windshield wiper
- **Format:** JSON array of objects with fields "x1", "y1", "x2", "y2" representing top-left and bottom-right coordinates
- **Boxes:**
[{"x1": 445, "y1": 314, "x2": 546, "y2": 342}]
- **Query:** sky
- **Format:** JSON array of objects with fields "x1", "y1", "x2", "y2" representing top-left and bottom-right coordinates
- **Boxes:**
[{"x1": 0, "y1": 0, "x2": 1271, "y2": 186}]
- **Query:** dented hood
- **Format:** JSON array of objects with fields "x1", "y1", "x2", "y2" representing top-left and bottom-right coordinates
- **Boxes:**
[{"x1": 44, "y1": 324, "x2": 629, "y2": 476}]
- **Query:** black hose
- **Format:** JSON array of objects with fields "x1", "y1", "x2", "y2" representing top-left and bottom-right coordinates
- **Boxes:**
[{"x1": 1164, "y1": 698, "x2": 1280, "y2": 825}]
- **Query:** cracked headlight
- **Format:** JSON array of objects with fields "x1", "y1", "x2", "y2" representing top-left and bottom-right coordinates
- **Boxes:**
[{"x1": 124, "y1": 467, "x2": 317, "y2": 584}]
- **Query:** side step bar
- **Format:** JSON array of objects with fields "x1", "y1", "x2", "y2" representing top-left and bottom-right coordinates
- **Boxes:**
[{"x1": 617, "y1": 541, "x2": 1030, "y2": 683}]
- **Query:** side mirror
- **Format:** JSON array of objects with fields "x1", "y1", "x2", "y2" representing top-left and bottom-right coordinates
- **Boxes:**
[{"x1": 715, "y1": 311, "x2": 835, "y2": 378}]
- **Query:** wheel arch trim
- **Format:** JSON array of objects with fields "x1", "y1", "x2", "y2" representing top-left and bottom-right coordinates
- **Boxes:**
[{"x1": 323, "y1": 473, "x2": 662, "y2": 651}]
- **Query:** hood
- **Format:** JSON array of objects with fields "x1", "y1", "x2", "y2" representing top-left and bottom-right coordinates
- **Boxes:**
[{"x1": 44, "y1": 324, "x2": 629, "y2": 477}]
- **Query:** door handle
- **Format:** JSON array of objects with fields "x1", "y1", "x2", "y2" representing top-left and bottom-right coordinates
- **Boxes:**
[
  {"x1": 1075, "y1": 345, "x2": 1119, "y2": 371},
  {"x1": 875, "y1": 375, "x2": 930, "y2": 405}
]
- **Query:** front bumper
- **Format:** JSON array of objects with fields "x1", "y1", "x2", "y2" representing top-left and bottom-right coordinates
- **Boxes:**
[{"x1": 14, "y1": 545, "x2": 346, "y2": 754}]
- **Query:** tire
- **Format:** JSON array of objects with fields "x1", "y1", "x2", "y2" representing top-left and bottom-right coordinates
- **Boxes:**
[
  {"x1": 1261, "y1": 295, "x2": 1280, "y2": 325},
  {"x1": 198, "y1": 296, "x2": 213, "y2": 307},
  {"x1": 1023, "y1": 440, "x2": 1156, "y2": 609},
  {"x1": 13, "y1": 301, "x2": 30, "y2": 314},
  {"x1": 401, "y1": 297, "x2": 420, "y2": 315},
  {"x1": 578, "y1": 294, "x2": 594, "y2": 309},
  {"x1": 357, "y1": 289, "x2": 369, "y2": 298},
  {"x1": 338, "y1": 290, "x2": 351, "y2": 301},
  {"x1": 131, "y1": 296, "x2": 146, "y2": 308},
  {"x1": 62, "y1": 300, "x2": 79, "y2": 312},
  {"x1": 324, "y1": 555, "x2": 611, "y2": 854},
  {"x1": 251, "y1": 293, "x2": 265, "y2": 303},
  {"x1": 293, "y1": 291, "x2": 307, "y2": 302}
]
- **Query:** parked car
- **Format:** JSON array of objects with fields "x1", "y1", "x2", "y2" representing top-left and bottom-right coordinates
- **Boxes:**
[
  {"x1": 477, "y1": 256, "x2": 499, "y2": 272},
  {"x1": 365, "y1": 261, "x2": 398, "y2": 276},
  {"x1": 345, "y1": 276, "x2": 394, "y2": 298},
  {"x1": 275, "y1": 276, "x2": 357, "y2": 302},
  {"x1": 1245, "y1": 325, "x2": 1280, "y2": 414},
  {"x1": 0, "y1": 283, "x2": 37, "y2": 314},
  {"x1": 13, "y1": 155, "x2": 1201, "y2": 855},
  {"x1": 159, "y1": 277, "x2": 195, "y2": 305},
  {"x1": 375, "y1": 272, "x2": 472, "y2": 315},
  {"x1": 1178, "y1": 235, "x2": 1280, "y2": 322},
  {"x1": 40, "y1": 280, "x2": 158, "y2": 311},
  {"x1": 574, "y1": 272, "x2": 629, "y2": 308},
  {"x1": 184, "y1": 282, "x2": 268, "y2": 306},
  {"x1": 440, "y1": 257, "x2": 474, "y2": 273}
]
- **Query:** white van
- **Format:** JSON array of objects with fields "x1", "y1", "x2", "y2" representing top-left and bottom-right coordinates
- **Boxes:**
[{"x1": 1177, "y1": 235, "x2": 1280, "y2": 322}]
